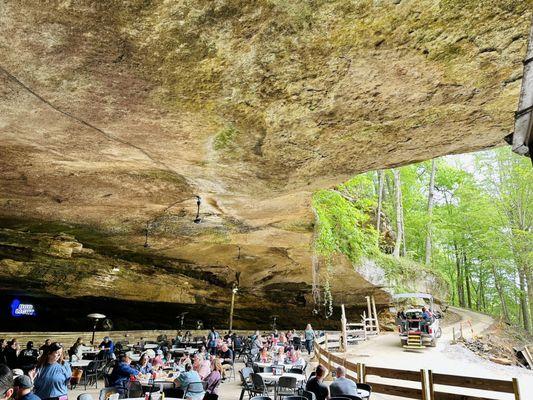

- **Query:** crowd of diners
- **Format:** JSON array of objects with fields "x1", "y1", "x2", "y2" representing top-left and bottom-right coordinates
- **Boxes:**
[{"x1": 0, "y1": 323, "x2": 370, "y2": 400}]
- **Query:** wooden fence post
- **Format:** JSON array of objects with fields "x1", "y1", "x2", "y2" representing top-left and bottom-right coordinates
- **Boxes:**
[
  {"x1": 356, "y1": 363, "x2": 361, "y2": 383},
  {"x1": 361, "y1": 363, "x2": 366, "y2": 383},
  {"x1": 420, "y1": 369, "x2": 427, "y2": 400},
  {"x1": 512, "y1": 377, "x2": 521, "y2": 400},
  {"x1": 325, "y1": 333, "x2": 329, "y2": 351},
  {"x1": 428, "y1": 370, "x2": 434, "y2": 400}
]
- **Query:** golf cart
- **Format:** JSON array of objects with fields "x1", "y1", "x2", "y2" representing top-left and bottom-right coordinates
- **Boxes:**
[{"x1": 392, "y1": 293, "x2": 442, "y2": 348}]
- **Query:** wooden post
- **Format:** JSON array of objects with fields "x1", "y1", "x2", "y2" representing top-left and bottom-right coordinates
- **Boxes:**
[
  {"x1": 361, "y1": 363, "x2": 366, "y2": 383},
  {"x1": 324, "y1": 333, "x2": 329, "y2": 351},
  {"x1": 371, "y1": 295, "x2": 380, "y2": 334},
  {"x1": 428, "y1": 370, "x2": 435, "y2": 400},
  {"x1": 366, "y1": 296, "x2": 373, "y2": 331},
  {"x1": 420, "y1": 369, "x2": 427, "y2": 400},
  {"x1": 340, "y1": 304, "x2": 348, "y2": 353},
  {"x1": 356, "y1": 363, "x2": 361, "y2": 383},
  {"x1": 512, "y1": 377, "x2": 521, "y2": 400}
]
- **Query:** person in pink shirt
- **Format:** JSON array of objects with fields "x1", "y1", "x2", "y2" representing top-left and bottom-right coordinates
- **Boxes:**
[
  {"x1": 151, "y1": 350, "x2": 164, "y2": 370},
  {"x1": 192, "y1": 353, "x2": 211, "y2": 380}
]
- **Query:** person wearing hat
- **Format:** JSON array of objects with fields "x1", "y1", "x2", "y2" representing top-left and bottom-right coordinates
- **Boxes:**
[
  {"x1": 33, "y1": 342, "x2": 71, "y2": 400},
  {"x1": 14, "y1": 375, "x2": 40, "y2": 400},
  {"x1": 0, "y1": 364, "x2": 14, "y2": 400},
  {"x1": 98, "y1": 337, "x2": 115, "y2": 360}
]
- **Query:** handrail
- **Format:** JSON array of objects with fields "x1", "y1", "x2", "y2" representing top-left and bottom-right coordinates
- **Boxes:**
[{"x1": 313, "y1": 335, "x2": 521, "y2": 400}]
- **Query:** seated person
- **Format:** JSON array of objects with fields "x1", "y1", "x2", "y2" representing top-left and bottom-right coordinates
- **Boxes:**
[
  {"x1": 272, "y1": 347, "x2": 285, "y2": 364},
  {"x1": 175, "y1": 364, "x2": 204, "y2": 400},
  {"x1": 110, "y1": 354, "x2": 140, "y2": 395},
  {"x1": 151, "y1": 350, "x2": 164, "y2": 370},
  {"x1": 14, "y1": 375, "x2": 40, "y2": 400},
  {"x1": 305, "y1": 365, "x2": 329, "y2": 400},
  {"x1": 192, "y1": 354, "x2": 211, "y2": 380},
  {"x1": 257, "y1": 347, "x2": 270, "y2": 363},
  {"x1": 98, "y1": 336, "x2": 115, "y2": 360},
  {"x1": 204, "y1": 359, "x2": 223, "y2": 395},
  {"x1": 329, "y1": 366, "x2": 358, "y2": 397},
  {"x1": 178, "y1": 354, "x2": 192, "y2": 368},
  {"x1": 217, "y1": 343, "x2": 233, "y2": 379},
  {"x1": 289, "y1": 350, "x2": 305, "y2": 367},
  {"x1": 136, "y1": 353, "x2": 153, "y2": 375}
]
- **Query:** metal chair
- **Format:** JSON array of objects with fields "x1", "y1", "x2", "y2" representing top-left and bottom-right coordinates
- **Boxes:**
[
  {"x1": 249, "y1": 397, "x2": 272, "y2": 400},
  {"x1": 289, "y1": 367, "x2": 304, "y2": 375},
  {"x1": 126, "y1": 380, "x2": 143, "y2": 398},
  {"x1": 276, "y1": 376, "x2": 298, "y2": 399},
  {"x1": 98, "y1": 387, "x2": 118, "y2": 400},
  {"x1": 356, "y1": 383, "x2": 372, "y2": 400},
  {"x1": 337, "y1": 396, "x2": 362, "y2": 400},
  {"x1": 77, "y1": 394, "x2": 94, "y2": 400},
  {"x1": 300, "y1": 390, "x2": 316, "y2": 400},
  {"x1": 239, "y1": 370, "x2": 253, "y2": 400},
  {"x1": 82, "y1": 361, "x2": 100, "y2": 389},
  {"x1": 329, "y1": 397, "x2": 352, "y2": 400},
  {"x1": 251, "y1": 373, "x2": 270, "y2": 396},
  {"x1": 284, "y1": 397, "x2": 306, "y2": 400}
]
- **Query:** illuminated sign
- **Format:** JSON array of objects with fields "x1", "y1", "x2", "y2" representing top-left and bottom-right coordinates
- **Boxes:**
[{"x1": 10, "y1": 299, "x2": 37, "y2": 317}]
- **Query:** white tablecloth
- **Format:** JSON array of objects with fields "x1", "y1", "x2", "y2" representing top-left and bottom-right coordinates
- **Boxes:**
[
  {"x1": 257, "y1": 372, "x2": 306, "y2": 382},
  {"x1": 143, "y1": 344, "x2": 159, "y2": 349},
  {"x1": 71, "y1": 360, "x2": 92, "y2": 368}
]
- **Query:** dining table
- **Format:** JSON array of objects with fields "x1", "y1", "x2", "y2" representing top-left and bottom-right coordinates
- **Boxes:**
[
  {"x1": 70, "y1": 359, "x2": 92, "y2": 368},
  {"x1": 257, "y1": 372, "x2": 306, "y2": 383}
]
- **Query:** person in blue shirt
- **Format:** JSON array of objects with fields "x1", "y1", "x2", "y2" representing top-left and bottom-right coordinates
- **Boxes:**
[
  {"x1": 99, "y1": 337, "x2": 115, "y2": 360},
  {"x1": 135, "y1": 353, "x2": 153, "y2": 374},
  {"x1": 110, "y1": 354, "x2": 140, "y2": 395},
  {"x1": 175, "y1": 364, "x2": 204, "y2": 400},
  {"x1": 14, "y1": 375, "x2": 41, "y2": 400},
  {"x1": 33, "y1": 342, "x2": 71, "y2": 400},
  {"x1": 421, "y1": 307, "x2": 432, "y2": 333}
]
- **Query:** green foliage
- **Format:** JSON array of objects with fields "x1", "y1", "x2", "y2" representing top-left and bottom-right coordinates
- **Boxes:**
[
  {"x1": 213, "y1": 125, "x2": 238, "y2": 150},
  {"x1": 312, "y1": 174, "x2": 378, "y2": 263}
]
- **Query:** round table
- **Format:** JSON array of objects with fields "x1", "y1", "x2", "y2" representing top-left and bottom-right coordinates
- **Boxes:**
[
  {"x1": 257, "y1": 372, "x2": 306, "y2": 382},
  {"x1": 71, "y1": 360, "x2": 92, "y2": 368}
]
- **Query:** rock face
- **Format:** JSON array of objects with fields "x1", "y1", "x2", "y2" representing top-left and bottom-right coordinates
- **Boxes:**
[{"x1": 0, "y1": 1, "x2": 529, "y2": 328}]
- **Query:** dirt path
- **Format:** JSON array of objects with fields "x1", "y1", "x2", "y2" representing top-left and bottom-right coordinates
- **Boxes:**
[{"x1": 342, "y1": 307, "x2": 533, "y2": 399}]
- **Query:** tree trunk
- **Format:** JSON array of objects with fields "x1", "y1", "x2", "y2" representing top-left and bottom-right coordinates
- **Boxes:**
[
  {"x1": 464, "y1": 254, "x2": 472, "y2": 309},
  {"x1": 518, "y1": 269, "x2": 531, "y2": 332},
  {"x1": 392, "y1": 169, "x2": 403, "y2": 258},
  {"x1": 491, "y1": 263, "x2": 510, "y2": 323},
  {"x1": 425, "y1": 159, "x2": 436, "y2": 265},
  {"x1": 376, "y1": 170, "x2": 384, "y2": 241},
  {"x1": 454, "y1": 243, "x2": 464, "y2": 307}
]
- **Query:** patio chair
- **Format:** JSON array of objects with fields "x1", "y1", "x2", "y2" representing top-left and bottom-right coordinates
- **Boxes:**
[
  {"x1": 251, "y1": 373, "x2": 270, "y2": 397},
  {"x1": 239, "y1": 370, "x2": 254, "y2": 400},
  {"x1": 275, "y1": 376, "x2": 298, "y2": 399},
  {"x1": 356, "y1": 383, "x2": 372, "y2": 400},
  {"x1": 249, "y1": 397, "x2": 272, "y2": 400},
  {"x1": 82, "y1": 361, "x2": 100, "y2": 389},
  {"x1": 126, "y1": 380, "x2": 143, "y2": 398},
  {"x1": 284, "y1": 397, "x2": 306, "y2": 400},
  {"x1": 300, "y1": 390, "x2": 316, "y2": 400}
]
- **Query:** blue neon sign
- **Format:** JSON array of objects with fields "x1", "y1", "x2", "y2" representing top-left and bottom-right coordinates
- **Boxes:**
[{"x1": 10, "y1": 299, "x2": 37, "y2": 317}]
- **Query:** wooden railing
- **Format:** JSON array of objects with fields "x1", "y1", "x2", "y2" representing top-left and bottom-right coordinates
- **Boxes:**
[{"x1": 314, "y1": 335, "x2": 521, "y2": 400}]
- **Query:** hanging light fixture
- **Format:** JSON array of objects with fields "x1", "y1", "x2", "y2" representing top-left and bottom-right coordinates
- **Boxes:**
[{"x1": 194, "y1": 196, "x2": 202, "y2": 223}]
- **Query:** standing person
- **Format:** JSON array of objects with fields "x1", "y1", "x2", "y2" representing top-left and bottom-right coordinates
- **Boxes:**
[
  {"x1": 304, "y1": 324, "x2": 315, "y2": 355},
  {"x1": 329, "y1": 366, "x2": 358, "y2": 397},
  {"x1": 0, "y1": 340, "x2": 7, "y2": 365},
  {"x1": 33, "y1": 342, "x2": 71, "y2": 400},
  {"x1": 18, "y1": 342, "x2": 39, "y2": 371},
  {"x1": 14, "y1": 375, "x2": 41, "y2": 400},
  {"x1": 4, "y1": 339, "x2": 20, "y2": 369},
  {"x1": 250, "y1": 332, "x2": 262, "y2": 356},
  {"x1": 305, "y1": 365, "x2": 329, "y2": 400},
  {"x1": 0, "y1": 365, "x2": 14, "y2": 400},
  {"x1": 207, "y1": 328, "x2": 219, "y2": 355},
  {"x1": 38, "y1": 340, "x2": 50, "y2": 356}
]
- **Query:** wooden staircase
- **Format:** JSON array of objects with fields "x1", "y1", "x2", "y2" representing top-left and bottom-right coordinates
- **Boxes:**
[{"x1": 403, "y1": 331, "x2": 424, "y2": 349}]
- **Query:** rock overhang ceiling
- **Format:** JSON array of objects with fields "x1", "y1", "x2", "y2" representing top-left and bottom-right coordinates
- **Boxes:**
[{"x1": 0, "y1": 0, "x2": 531, "y2": 324}]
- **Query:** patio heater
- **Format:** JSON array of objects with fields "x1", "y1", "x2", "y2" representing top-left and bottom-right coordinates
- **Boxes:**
[{"x1": 87, "y1": 313, "x2": 106, "y2": 345}]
